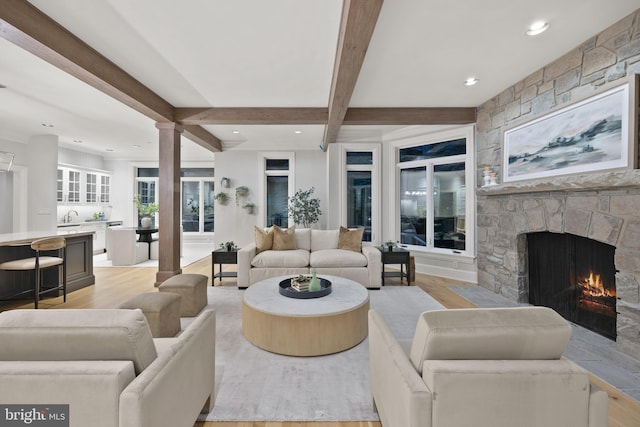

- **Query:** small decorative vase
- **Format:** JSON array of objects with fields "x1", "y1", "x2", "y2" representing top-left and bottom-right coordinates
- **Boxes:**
[
  {"x1": 226, "y1": 243, "x2": 233, "y2": 251},
  {"x1": 140, "y1": 216, "x2": 152, "y2": 228},
  {"x1": 309, "y1": 269, "x2": 321, "y2": 292}
]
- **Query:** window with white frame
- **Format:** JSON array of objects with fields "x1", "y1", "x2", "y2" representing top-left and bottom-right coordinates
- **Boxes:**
[
  {"x1": 395, "y1": 128, "x2": 475, "y2": 256},
  {"x1": 342, "y1": 146, "x2": 380, "y2": 243},
  {"x1": 261, "y1": 153, "x2": 294, "y2": 228},
  {"x1": 135, "y1": 167, "x2": 214, "y2": 233}
]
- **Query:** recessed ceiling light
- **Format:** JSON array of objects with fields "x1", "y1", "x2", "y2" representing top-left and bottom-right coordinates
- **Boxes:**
[
  {"x1": 41, "y1": 123, "x2": 54, "y2": 127},
  {"x1": 73, "y1": 139, "x2": 82, "y2": 143},
  {"x1": 232, "y1": 130, "x2": 240, "y2": 134},
  {"x1": 526, "y1": 21, "x2": 549, "y2": 36},
  {"x1": 294, "y1": 130, "x2": 302, "y2": 134},
  {"x1": 105, "y1": 148, "x2": 114, "y2": 152},
  {"x1": 132, "y1": 144, "x2": 141, "y2": 148},
  {"x1": 463, "y1": 78, "x2": 479, "y2": 86}
]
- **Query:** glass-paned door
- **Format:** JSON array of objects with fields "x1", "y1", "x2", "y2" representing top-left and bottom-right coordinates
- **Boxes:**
[
  {"x1": 203, "y1": 181, "x2": 215, "y2": 232},
  {"x1": 86, "y1": 173, "x2": 97, "y2": 203},
  {"x1": 68, "y1": 170, "x2": 80, "y2": 203},
  {"x1": 136, "y1": 180, "x2": 157, "y2": 226},
  {"x1": 266, "y1": 175, "x2": 288, "y2": 228},
  {"x1": 433, "y1": 162, "x2": 466, "y2": 250},
  {"x1": 399, "y1": 166, "x2": 427, "y2": 247},
  {"x1": 182, "y1": 180, "x2": 215, "y2": 233},
  {"x1": 347, "y1": 171, "x2": 372, "y2": 241},
  {"x1": 182, "y1": 181, "x2": 200, "y2": 232}
]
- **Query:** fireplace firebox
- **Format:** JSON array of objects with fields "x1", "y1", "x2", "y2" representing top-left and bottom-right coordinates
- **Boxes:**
[{"x1": 528, "y1": 232, "x2": 617, "y2": 340}]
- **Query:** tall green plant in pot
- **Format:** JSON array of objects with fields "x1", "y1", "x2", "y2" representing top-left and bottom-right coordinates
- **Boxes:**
[{"x1": 288, "y1": 187, "x2": 322, "y2": 228}]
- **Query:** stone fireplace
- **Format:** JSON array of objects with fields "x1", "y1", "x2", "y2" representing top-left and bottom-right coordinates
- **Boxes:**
[
  {"x1": 476, "y1": 171, "x2": 640, "y2": 359},
  {"x1": 474, "y1": 9, "x2": 640, "y2": 360}
]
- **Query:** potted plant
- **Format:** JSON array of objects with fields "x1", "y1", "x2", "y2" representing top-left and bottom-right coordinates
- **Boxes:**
[
  {"x1": 219, "y1": 241, "x2": 237, "y2": 251},
  {"x1": 133, "y1": 195, "x2": 159, "y2": 228},
  {"x1": 214, "y1": 192, "x2": 230, "y2": 205},
  {"x1": 288, "y1": 187, "x2": 322, "y2": 228},
  {"x1": 383, "y1": 240, "x2": 398, "y2": 251},
  {"x1": 235, "y1": 186, "x2": 250, "y2": 206},
  {"x1": 243, "y1": 202, "x2": 255, "y2": 214}
]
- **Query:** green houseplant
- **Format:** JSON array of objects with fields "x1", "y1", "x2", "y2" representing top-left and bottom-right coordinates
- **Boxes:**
[
  {"x1": 288, "y1": 187, "x2": 322, "y2": 228},
  {"x1": 133, "y1": 194, "x2": 159, "y2": 228},
  {"x1": 214, "y1": 192, "x2": 230, "y2": 205},
  {"x1": 235, "y1": 186, "x2": 250, "y2": 206},
  {"x1": 133, "y1": 194, "x2": 159, "y2": 216}
]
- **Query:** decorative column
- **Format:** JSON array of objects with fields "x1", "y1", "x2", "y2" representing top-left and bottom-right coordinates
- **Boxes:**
[{"x1": 155, "y1": 122, "x2": 182, "y2": 285}]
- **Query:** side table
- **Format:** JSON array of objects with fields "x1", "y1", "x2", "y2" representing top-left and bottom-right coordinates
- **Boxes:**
[
  {"x1": 212, "y1": 248, "x2": 238, "y2": 285},
  {"x1": 378, "y1": 247, "x2": 411, "y2": 286}
]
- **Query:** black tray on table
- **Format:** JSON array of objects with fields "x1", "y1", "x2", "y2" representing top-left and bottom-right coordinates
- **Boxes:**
[{"x1": 279, "y1": 277, "x2": 332, "y2": 299}]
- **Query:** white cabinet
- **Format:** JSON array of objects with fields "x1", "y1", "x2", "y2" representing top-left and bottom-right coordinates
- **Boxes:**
[
  {"x1": 78, "y1": 222, "x2": 107, "y2": 254},
  {"x1": 57, "y1": 166, "x2": 111, "y2": 205}
]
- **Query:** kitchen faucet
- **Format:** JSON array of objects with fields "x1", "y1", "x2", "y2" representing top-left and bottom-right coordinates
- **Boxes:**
[{"x1": 65, "y1": 210, "x2": 78, "y2": 223}]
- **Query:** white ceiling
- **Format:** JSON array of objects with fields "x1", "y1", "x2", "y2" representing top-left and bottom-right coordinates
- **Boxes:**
[{"x1": 0, "y1": 0, "x2": 639, "y2": 161}]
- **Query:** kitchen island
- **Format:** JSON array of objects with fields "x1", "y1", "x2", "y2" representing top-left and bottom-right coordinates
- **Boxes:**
[{"x1": 0, "y1": 230, "x2": 95, "y2": 305}]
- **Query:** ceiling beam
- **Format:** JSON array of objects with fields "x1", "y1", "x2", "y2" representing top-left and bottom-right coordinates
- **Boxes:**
[
  {"x1": 175, "y1": 108, "x2": 328, "y2": 125},
  {"x1": 322, "y1": 0, "x2": 383, "y2": 151},
  {"x1": 343, "y1": 107, "x2": 477, "y2": 125},
  {"x1": 182, "y1": 125, "x2": 223, "y2": 152}
]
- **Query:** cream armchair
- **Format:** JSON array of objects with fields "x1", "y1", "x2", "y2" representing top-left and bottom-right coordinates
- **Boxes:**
[
  {"x1": 368, "y1": 306, "x2": 608, "y2": 427},
  {"x1": 0, "y1": 308, "x2": 215, "y2": 427}
]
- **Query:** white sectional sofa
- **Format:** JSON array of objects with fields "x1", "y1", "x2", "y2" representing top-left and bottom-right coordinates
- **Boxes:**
[
  {"x1": 238, "y1": 227, "x2": 382, "y2": 289},
  {"x1": 0, "y1": 308, "x2": 216, "y2": 427}
]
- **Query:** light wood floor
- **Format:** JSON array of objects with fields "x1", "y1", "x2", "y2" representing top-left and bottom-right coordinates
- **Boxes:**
[{"x1": 2, "y1": 256, "x2": 639, "y2": 427}]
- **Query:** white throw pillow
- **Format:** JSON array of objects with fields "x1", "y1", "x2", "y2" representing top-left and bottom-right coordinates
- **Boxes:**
[{"x1": 311, "y1": 229, "x2": 339, "y2": 252}]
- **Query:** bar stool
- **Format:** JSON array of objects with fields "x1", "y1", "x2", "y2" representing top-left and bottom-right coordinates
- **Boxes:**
[{"x1": 0, "y1": 237, "x2": 67, "y2": 308}]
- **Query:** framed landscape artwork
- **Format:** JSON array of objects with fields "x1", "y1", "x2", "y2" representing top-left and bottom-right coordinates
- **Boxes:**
[{"x1": 503, "y1": 76, "x2": 638, "y2": 183}]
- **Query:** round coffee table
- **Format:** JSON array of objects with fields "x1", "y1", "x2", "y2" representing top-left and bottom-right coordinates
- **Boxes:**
[{"x1": 242, "y1": 275, "x2": 369, "y2": 356}]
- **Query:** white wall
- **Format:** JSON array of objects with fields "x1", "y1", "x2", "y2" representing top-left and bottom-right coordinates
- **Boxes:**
[
  {"x1": 213, "y1": 150, "x2": 328, "y2": 248},
  {"x1": 105, "y1": 159, "x2": 136, "y2": 225},
  {"x1": 27, "y1": 135, "x2": 58, "y2": 231},
  {"x1": 0, "y1": 139, "x2": 28, "y2": 233}
]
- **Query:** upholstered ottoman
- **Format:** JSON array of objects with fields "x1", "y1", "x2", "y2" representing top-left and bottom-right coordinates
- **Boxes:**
[
  {"x1": 159, "y1": 273, "x2": 208, "y2": 316},
  {"x1": 119, "y1": 292, "x2": 181, "y2": 337}
]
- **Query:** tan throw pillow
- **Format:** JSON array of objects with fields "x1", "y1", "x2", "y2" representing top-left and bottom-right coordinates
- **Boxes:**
[
  {"x1": 255, "y1": 226, "x2": 273, "y2": 254},
  {"x1": 337, "y1": 226, "x2": 364, "y2": 252},
  {"x1": 272, "y1": 225, "x2": 296, "y2": 250}
]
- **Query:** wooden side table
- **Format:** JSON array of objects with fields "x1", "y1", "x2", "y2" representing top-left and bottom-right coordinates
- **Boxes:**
[
  {"x1": 212, "y1": 248, "x2": 238, "y2": 285},
  {"x1": 378, "y1": 247, "x2": 411, "y2": 286}
]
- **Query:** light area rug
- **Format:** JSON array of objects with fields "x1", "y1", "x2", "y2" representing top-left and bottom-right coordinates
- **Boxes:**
[{"x1": 192, "y1": 285, "x2": 444, "y2": 422}]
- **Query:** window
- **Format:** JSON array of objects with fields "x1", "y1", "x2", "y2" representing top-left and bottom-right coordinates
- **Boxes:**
[
  {"x1": 261, "y1": 154, "x2": 294, "y2": 228},
  {"x1": 182, "y1": 179, "x2": 215, "y2": 232},
  {"x1": 394, "y1": 128, "x2": 474, "y2": 256},
  {"x1": 343, "y1": 147, "x2": 379, "y2": 242},
  {"x1": 135, "y1": 167, "x2": 214, "y2": 233}
]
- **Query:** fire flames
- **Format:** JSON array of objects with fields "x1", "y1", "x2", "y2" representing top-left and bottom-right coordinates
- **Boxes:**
[{"x1": 578, "y1": 271, "x2": 615, "y2": 298}]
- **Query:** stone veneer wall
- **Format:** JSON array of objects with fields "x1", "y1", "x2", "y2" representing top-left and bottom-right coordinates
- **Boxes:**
[{"x1": 475, "y1": 10, "x2": 640, "y2": 359}]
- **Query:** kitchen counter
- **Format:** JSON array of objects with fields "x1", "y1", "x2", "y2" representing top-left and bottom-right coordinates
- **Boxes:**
[
  {"x1": 0, "y1": 231, "x2": 95, "y2": 304},
  {"x1": 0, "y1": 229, "x2": 95, "y2": 246}
]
